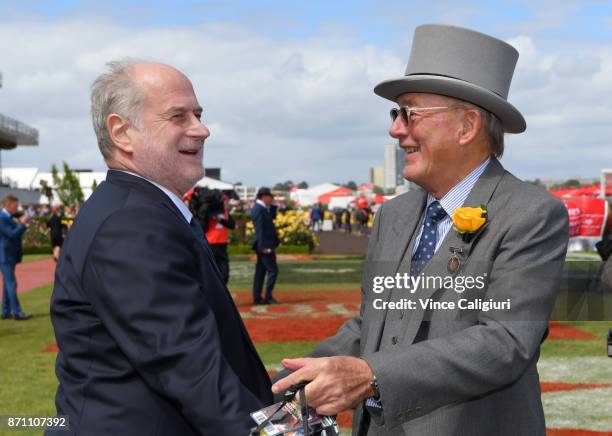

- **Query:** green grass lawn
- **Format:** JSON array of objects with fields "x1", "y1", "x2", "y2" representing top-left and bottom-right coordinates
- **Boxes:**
[
  {"x1": 0, "y1": 257, "x2": 609, "y2": 435},
  {"x1": 0, "y1": 283, "x2": 57, "y2": 436},
  {"x1": 227, "y1": 259, "x2": 364, "y2": 290},
  {"x1": 541, "y1": 322, "x2": 611, "y2": 358},
  {"x1": 22, "y1": 254, "x2": 52, "y2": 263}
]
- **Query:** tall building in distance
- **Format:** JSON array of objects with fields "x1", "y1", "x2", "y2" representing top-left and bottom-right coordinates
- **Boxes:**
[
  {"x1": 370, "y1": 144, "x2": 413, "y2": 193},
  {"x1": 369, "y1": 166, "x2": 384, "y2": 187},
  {"x1": 395, "y1": 146, "x2": 405, "y2": 187},
  {"x1": 382, "y1": 143, "x2": 407, "y2": 191}
]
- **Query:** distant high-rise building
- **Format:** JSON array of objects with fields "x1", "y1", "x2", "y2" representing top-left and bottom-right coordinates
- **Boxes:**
[
  {"x1": 383, "y1": 144, "x2": 397, "y2": 190},
  {"x1": 369, "y1": 166, "x2": 384, "y2": 187},
  {"x1": 395, "y1": 146, "x2": 406, "y2": 187}
]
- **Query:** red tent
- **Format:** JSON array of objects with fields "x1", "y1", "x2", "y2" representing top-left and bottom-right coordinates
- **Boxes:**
[
  {"x1": 317, "y1": 187, "x2": 354, "y2": 204},
  {"x1": 372, "y1": 194, "x2": 388, "y2": 204},
  {"x1": 550, "y1": 184, "x2": 611, "y2": 199}
]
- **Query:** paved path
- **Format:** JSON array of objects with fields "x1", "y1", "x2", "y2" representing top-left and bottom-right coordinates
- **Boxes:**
[
  {"x1": 15, "y1": 258, "x2": 56, "y2": 293},
  {"x1": 314, "y1": 230, "x2": 369, "y2": 255}
]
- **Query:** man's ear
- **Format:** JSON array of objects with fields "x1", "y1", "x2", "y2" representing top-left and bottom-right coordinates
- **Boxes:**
[
  {"x1": 107, "y1": 113, "x2": 135, "y2": 153},
  {"x1": 458, "y1": 108, "x2": 482, "y2": 146}
]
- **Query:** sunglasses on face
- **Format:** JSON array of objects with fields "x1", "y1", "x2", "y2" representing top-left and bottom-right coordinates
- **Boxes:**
[{"x1": 389, "y1": 106, "x2": 456, "y2": 124}]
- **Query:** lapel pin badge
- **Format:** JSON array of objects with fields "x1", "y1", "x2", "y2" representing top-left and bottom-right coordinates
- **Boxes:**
[{"x1": 448, "y1": 247, "x2": 463, "y2": 274}]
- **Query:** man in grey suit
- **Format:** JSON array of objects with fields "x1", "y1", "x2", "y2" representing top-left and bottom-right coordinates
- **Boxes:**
[{"x1": 273, "y1": 24, "x2": 569, "y2": 435}]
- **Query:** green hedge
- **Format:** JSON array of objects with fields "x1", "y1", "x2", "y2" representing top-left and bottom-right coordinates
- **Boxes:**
[{"x1": 23, "y1": 245, "x2": 53, "y2": 255}]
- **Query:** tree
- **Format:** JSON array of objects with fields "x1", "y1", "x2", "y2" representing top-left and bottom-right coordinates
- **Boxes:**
[
  {"x1": 297, "y1": 181, "x2": 309, "y2": 189},
  {"x1": 51, "y1": 161, "x2": 84, "y2": 206},
  {"x1": 91, "y1": 179, "x2": 98, "y2": 192},
  {"x1": 273, "y1": 180, "x2": 293, "y2": 192},
  {"x1": 39, "y1": 179, "x2": 54, "y2": 203},
  {"x1": 344, "y1": 180, "x2": 358, "y2": 191},
  {"x1": 562, "y1": 179, "x2": 581, "y2": 189},
  {"x1": 550, "y1": 178, "x2": 582, "y2": 190},
  {"x1": 372, "y1": 185, "x2": 384, "y2": 195},
  {"x1": 526, "y1": 178, "x2": 542, "y2": 186}
]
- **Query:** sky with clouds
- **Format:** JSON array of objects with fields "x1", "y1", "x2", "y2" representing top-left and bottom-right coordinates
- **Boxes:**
[{"x1": 0, "y1": 0, "x2": 610, "y2": 185}]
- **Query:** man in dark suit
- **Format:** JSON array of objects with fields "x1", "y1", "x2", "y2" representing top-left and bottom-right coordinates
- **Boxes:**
[
  {"x1": 49, "y1": 60, "x2": 271, "y2": 435},
  {"x1": 0, "y1": 195, "x2": 31, "y2": 321},
  {"x1": 251, "y1": 187, "x2": 280, "y2": 304}
]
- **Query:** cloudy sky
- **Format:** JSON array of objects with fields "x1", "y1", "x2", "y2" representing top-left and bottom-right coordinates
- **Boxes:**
[{"x1": 0, "y1": 0, "x2": 610, "y2": 185}]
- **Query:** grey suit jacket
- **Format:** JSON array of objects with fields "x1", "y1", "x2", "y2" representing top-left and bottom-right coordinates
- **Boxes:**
[{"x1": 308, "y1": 158, "x2": 569, "y2": 435}]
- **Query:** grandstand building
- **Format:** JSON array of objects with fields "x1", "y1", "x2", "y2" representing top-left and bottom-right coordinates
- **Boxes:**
[{"x1": 0, "y1": 71, "x2": 39, "y2": 186}]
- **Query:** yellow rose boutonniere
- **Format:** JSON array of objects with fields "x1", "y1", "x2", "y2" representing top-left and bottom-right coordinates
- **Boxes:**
[{"x1": 452, "y1": 204, "x2": 487, "y2": 242}]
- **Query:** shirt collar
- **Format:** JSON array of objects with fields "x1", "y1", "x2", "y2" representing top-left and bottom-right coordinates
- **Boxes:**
[
  {"x1": 1, "y1": 209, "x2": 10, "y2": 217},
  {"x1": 112, "y1": 169, "x2": 193, "y2": 223},
  {"x1": 426, "y1": 157, "x2": 491, "y2": 217},
  {"x1": 256, "y1": 199, "x2": 268, "y2": 209}
]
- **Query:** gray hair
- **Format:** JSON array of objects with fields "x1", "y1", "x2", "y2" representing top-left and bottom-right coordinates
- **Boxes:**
[
  {"x1": 91, "y1": 58, "x2": 147, "y2": 160},
  {"x1": 457, "y1": 99, "x2": 505, "y2": 158},
  {"x1": 478, "y1": 107, "x2": 505, "y2": 158}
]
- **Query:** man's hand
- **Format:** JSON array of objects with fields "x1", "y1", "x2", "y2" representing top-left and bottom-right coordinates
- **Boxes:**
[
  {"x1": 19, "y1": 215, "x2": 30, "y2": 225},
  {"x1": 271, "y1": 356, "x2": 375, "y2": 415}
]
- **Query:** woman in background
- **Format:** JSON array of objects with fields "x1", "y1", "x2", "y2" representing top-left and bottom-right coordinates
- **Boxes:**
[{"x1": 47, "y1": 204, "x2": 65, "y2": 262}]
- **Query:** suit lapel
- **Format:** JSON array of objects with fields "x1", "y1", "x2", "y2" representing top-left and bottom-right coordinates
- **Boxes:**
[
  {"x1": 363, "y1": 190, "x2": 426, "y2": 354},
  {"x1": 107, "y1": 171, "x2": 265, "y2": 369},
  {"x1": 401, "y1": 158, "x2": 506, "y2": 345},
  {"x1": 391, "y1": 190, "x2": 428, "y2": 277}
]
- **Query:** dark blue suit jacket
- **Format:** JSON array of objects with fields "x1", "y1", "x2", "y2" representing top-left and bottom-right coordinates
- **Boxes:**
[
  {"x1": 0, "y1": 210, "x2": 25, "y2": 265},
  {"x1": 250, "y1": 203, "x2": 279, "y2": 251},
  {"x1": 49, "y1": 171, "x2": 271, "y2": 435}
]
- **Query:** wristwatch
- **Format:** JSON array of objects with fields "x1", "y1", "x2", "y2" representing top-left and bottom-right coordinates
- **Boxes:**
[{"x1": 369, "y1": 376, "x2": 381, "y2": 400}]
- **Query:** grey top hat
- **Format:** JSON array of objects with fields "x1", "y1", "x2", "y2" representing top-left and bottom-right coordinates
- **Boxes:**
[{"x1": 374, "y1": 24, "x2": 526, "y2": 133}]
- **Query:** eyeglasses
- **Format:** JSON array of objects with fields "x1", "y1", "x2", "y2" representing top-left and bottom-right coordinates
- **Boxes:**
[{"x1": 390, "y1": 106, "x2": 456, "y2": 124}]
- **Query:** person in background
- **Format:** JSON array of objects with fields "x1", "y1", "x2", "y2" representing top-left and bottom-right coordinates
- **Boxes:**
[
  {"x1": 251, "y1": 187, "x2": 280, "y2": 304},
  {"x1": 310, "y1": 202, "x2": 323, "y2": 232},
  {"x1": 344, "y1": 206, "x2": 352, "y2": 233},
  {"x1": 334, "y1": 207, "x2": 344, "y2": 230},
  {"x1": 204, "y1": 193, "x2": 235, "y2": 285},
  {"x1": 0, "y1": 195, "x2": 31, "y2": 320},
  {"x1": 47, "y1": 204, "x2": 66, "y2": 262}
]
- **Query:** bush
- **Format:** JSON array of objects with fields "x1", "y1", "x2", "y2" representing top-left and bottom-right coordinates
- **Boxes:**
[
  {"x1": 244, "y1": 210, "x2": 317, "y2": 250},
  {"x1": 22, "y1": 217, "x2": 51, "y2": 247},
  {"x1": 23, "y1": 245, "x2": 53, "y2": 255}
]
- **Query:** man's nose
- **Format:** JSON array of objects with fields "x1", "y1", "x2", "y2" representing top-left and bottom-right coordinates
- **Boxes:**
[
  {"x1": 191, "y1": 118, "x2": 210, "y2": 141},
  {"x1": 389, "y1": 116, "x2": 408, "y2": 139}
]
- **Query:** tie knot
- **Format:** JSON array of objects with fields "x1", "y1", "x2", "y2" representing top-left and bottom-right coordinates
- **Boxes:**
[{"x1": 426, "y1": 201, "x2": 447, "y2": 223}]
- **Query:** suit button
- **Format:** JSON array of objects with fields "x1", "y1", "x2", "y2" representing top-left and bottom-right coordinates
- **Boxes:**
[{"x1": 391, "y1": 336, "x2": 398, "y2": 345}]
